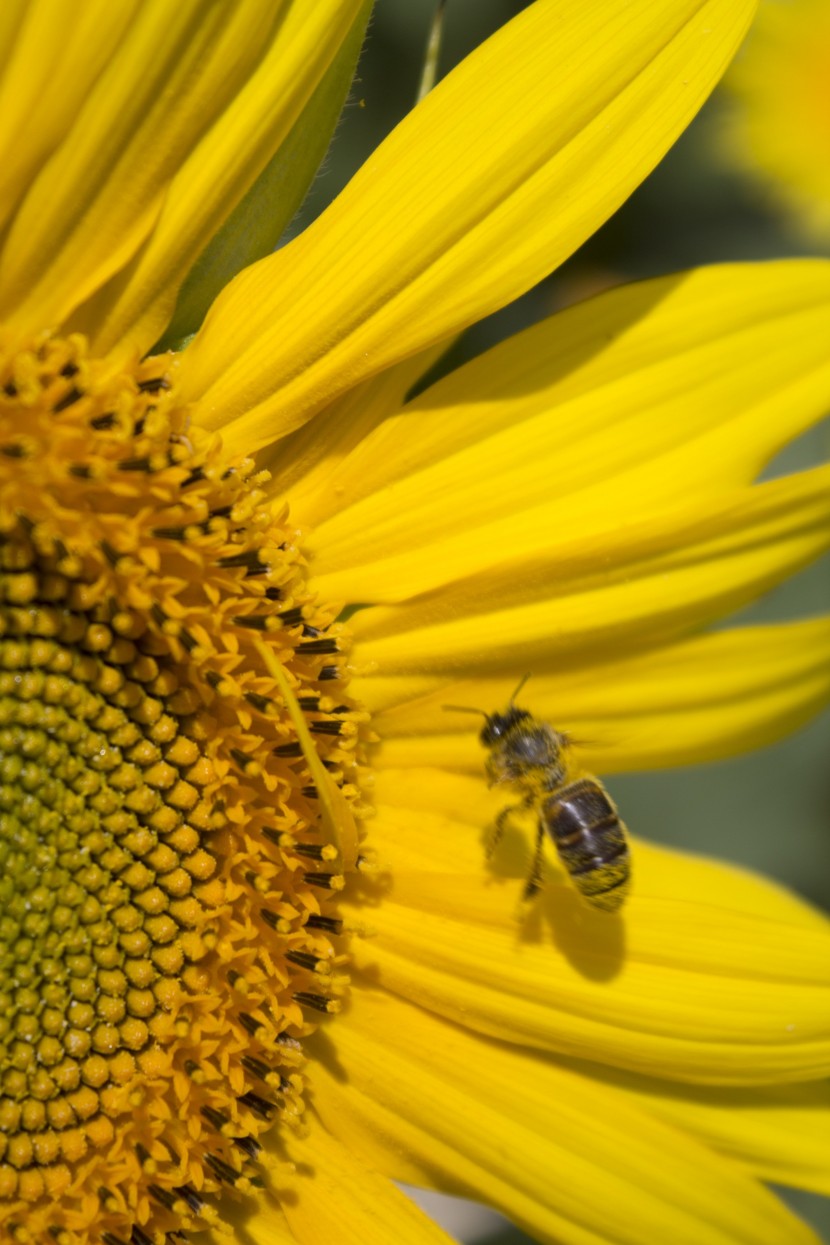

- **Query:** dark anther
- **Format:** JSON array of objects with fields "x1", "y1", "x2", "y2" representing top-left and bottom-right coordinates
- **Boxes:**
[
  {"x1": 148, "y1": 1184, "x2": 178, "y2": 1210},
  {"x1": 118, "y1": 455, "x2": 153, "y2": 472},
  {"x1": 310, "y1": 720, "x2": 343, "y2": 736},
  {"x1": 306, "y1": 913, "x2": 344, "y2": 934},
  {"x1": 204, "y1": 669, "x2": 223, "y2": 689},
  {"x1": 131, "y1": 1226, "x2": 155, "y2": 1245},
  {"x1": 260, "y1": 826, "x2": 282, "y2": 846},
  {"x1": 230, "y1": 747, "x2": 255, "y2": 771},
  {"x1": 260, "y1": 908, "x2": 283, "y2": 930},
  {"x1": 60, "y1": 361, "x2": 79, "y2": 378},
  {"x1": 217, "y1": 549, "x2": 263, "y2": 569},
  {"x1": 150, "y1": 603, "x2": 168, "y2": 629},
  {"x1": 1, "y1": 443, "x2": 26, "y2": 458},
  {"x1": 277, "y1": 607, "x2": 304, "y2": 626},
  {"x1": 100, "y1": 539, "x2": 121, "y2": 567},
  {"x1": 273, "y1": 741, "x2": 303, "y2": 758},
  {"x1": 291, "y1": 843, "x2": 328, "y2": 861},
  {"x1": 238, "y1": 1090, "x2": 276, "y2": 1120},
  {"x1": 206, "y1": 1145, "x2": 246, "y2": 1185},
  {"x1": 151, "y1": 524, "x2": 190, "y2": 540},
  {"x1": 178, "y1": 627, "x2": 197, "y2": 652},
  {"x1": 69, "y1": 463, "x2": 93, "y2": 478},
  {"x1": 297, "y1": 638, "x2": 339, "y2": 655},
  {"x1": 136, "y1": 1143, "x2": 153, "y2": 1168},
  {"x1": 234, "y1": 1134, "x2": 263, "y2": 1160},
  {"x1": 303, "y1": 872, "x2": 340, "y2": 889},
  {"x1": 241, "y1": 1054, "x2": 273, "y2": 1083},
  {"x1": 180, "y1": 466, "x2": 206, "y2": 489},
  {"x1": 201, "y1": 1105, "x2": 230, "y2": 1133},
  {"x1": 102, "y1": 1235, "x2": 129, "y2": 1245},
  {"x1": 301, "y1": 784, "x2": 318, "y2": 799},
  {"x1": 231, "y1": 613, "x2": 275, "y2": 630},
  {"x1": 294, "y1": 991, "x2": 336, "y2": 1013},
  {"x1": 319, "y1": 665, "x2": 340, "y2": 681},
  {"x1": 238, "y1": 1013, "x2": 262, "y2": 1037},
  {"x1": 286, "y1": 949, "x2": 324, "y2": 971},
  {"x1": 174, "y1": 1184, "x2": 204, "y2": 1214},
  {"x1": 298, "y1": 695, "x2": 320, "y2": 710},
  {"x1": 90, "y1": 412, "x2": 116, "y2": 430},
  {"x1": 137, "y1": 376, "x2": 172, "y2": 393},
  {"x1": 302, "y1": 624, "x2": 322, "y2": 638},
  {"x1": 245, "y1": 691, "x2": 275, "y2": 713},
  {"x1": 264, "y1": 585, "x2": 282, "y2": 600},
  {"x1": 53, "y1": 386, "x2": 83, "y2": 412},
  {"x1": 204, "y1": 1153, "x2": 243, "y2": 1186},
  {"x1": 3, "y1": 380, "x2": 17, "y2": 397}
]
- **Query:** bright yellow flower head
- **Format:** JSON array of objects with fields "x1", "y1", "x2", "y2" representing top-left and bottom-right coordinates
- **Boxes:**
[
  {"x1": 1, "y1": 2, "x2": 829, "y2": 1245},
  {"x1": 724, "y1": 0, "x2": 830, "y2": 241}
]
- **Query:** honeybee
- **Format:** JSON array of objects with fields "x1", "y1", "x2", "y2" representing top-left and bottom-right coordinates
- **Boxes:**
[{"x1": 449, "y1": 677, "x2": 630, "y2": 912}]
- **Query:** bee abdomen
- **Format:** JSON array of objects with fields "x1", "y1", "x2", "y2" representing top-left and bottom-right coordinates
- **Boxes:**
[{"x1": 543, "y1": 778, "x2": 630, "y2": 912}]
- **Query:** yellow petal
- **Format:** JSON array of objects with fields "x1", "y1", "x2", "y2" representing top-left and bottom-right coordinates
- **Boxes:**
[
  {"x1": 344, "y1": 874, "x2": 830, "y2": 1086},
  {"x1": 159, "y1": 0, "x2": 372, "y2": 348},
  {"x1": 0, "y1": 0, "x2": 365, "y2": 356},
  {"x1": 366, "y1": 770, "x2": 829, "y2": 933},
  {"x1": 309, "y1": 989, "x2": 821, "y2": 1245},
  {"x1": 0, "y1": 1, "x2": 139, "y2": 227},
  {"x1": 278, "y1": 1108, "x2": 456, "y2": 1245},
  {"x1": 342, "y1": 770, "x2": 830, "y2": 1085},
  {"x1": 295, "y1": 260, "x2": 830, "y2": 529},
  {"x1": 343, "y1": 465, "x2": 830, "y2": 668},
  {"x1": 256, "y1": 340, "x2": 452, "y2": 498},
  {"x1": 587, "y1": 1071, "x2": 830, "y2": 1195},
  {"x1": 180, "y1": 0, "x2": 756, "y2": 447},
  {"x1": 358, "y1": 618, "x2": 830, "y2": 773}
]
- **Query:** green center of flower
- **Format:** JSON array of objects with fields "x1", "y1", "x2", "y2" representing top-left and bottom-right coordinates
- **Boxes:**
[{"x1": 0, "y1": 334, "x2": 365, "y2": 1244}]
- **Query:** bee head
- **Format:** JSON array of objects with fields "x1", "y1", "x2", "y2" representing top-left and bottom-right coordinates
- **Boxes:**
[{"x1": 480, "y1": 706, "x2": 531, "y2": 747}]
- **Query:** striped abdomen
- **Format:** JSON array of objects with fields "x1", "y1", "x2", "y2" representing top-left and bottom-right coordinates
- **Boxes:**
[{"x1": 542, "y1": 777, "x2": 630, "y2": 912}]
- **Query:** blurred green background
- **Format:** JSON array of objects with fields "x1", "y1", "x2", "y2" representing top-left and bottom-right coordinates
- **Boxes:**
[{"x1": 294, "y1": 3, "x2": 830, "y2": 1241}]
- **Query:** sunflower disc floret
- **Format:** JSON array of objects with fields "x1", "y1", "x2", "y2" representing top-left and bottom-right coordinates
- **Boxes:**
[{"x1": 0, "y1": 334, "x2": 365, "y2": 1244}]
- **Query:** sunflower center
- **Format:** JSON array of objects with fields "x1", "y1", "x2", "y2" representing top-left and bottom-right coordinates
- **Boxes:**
[{"x1": 0, "y1": 333, "x2": 364, "y2": 1244}]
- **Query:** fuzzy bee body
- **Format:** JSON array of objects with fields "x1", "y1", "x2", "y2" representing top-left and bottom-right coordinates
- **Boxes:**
[{"x1": 480, "y1": 701, "x2": 630, "y2": 913}]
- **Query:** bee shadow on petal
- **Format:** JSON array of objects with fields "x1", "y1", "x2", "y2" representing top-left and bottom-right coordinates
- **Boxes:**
[
  {"x1": 485, "y1": 815, "x2": 626, "y2": 981},
  {"x1": 519, "y1": 880, "x2": 626, "y2": 982}
]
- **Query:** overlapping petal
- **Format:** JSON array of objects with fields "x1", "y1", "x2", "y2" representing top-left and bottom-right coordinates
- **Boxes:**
[
  {"x1": 344, "y1": 769, "x2": 830, "y2": 1084},
  {"x1": 0, "y1": 0, "x2": 365, "y2": 355},
  {"x1": 277, "y1": 1112, "x2": 455, "y2": 1245},
  {"x1": 588, "y1": 1072, "x2": 830, "y2": 1194},
  {"x1": 308, "y1": 989, "x2": 821, "y2": 1245},
  {"x1": 356, "y1": 618, "x2": 830, "y2": 773},
  {"x1": 179, "y1": 0, "x2": 756, "y2": 447},
  {"x1": 340, "y1": 464, "x2": 830, "y2": 675},
  {"x1": 365, "y1": 768, "x2": 830, "y2": 943},
  {"x1": 293, "y1": 260, "x2": 830, "y2": 529}
]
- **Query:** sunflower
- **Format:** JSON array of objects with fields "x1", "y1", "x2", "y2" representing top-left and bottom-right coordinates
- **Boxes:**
[
  {"x1": 2, "y1": 2, "x2": 829, "y2": 1245},
  {"x1": 723, "y1": 0, "x2": 830, "y2": 242}
]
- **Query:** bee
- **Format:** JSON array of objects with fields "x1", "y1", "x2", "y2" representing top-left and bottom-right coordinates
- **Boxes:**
[{"x1": 448, "y1": 677, "x2": 630, "y2": 912}]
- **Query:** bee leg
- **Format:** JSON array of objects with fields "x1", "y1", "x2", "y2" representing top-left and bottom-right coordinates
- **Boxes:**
[
  {"x1": 521, "y1": 819, "x2": 546, "y2": 903},
  {"x1": 486, "y1": 796, "x2": 533, "y2": 859}
]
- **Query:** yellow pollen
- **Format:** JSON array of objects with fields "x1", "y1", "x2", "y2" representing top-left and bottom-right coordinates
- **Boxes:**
[{"x1": 0, "y1": 333, "x2": 365, "y2": 1243}]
